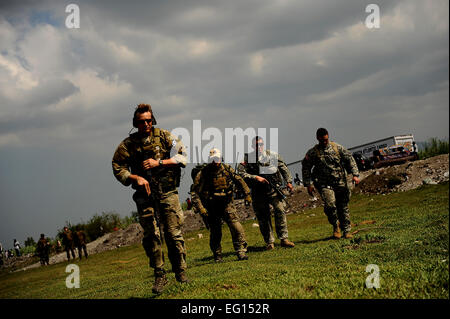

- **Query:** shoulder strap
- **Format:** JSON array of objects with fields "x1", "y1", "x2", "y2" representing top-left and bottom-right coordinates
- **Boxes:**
[
  {"x1": 153, "y1": 127, "x2": 161, "y2": 145},
  {"x1": 330, "y1": 142, "x2": 341, "y2": 160}
]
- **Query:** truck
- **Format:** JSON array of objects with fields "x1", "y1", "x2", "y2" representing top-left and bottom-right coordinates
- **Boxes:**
[{"x1": 348, "y1": 134, "x2": 418, "y2": 169}]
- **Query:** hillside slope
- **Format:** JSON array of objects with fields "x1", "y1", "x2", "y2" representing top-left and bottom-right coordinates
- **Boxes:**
[{"x1": 0, "y1": 182, "x2": 448, "y2": 299}]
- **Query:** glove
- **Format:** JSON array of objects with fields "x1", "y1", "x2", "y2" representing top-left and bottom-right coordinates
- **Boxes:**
[
  {"x1": 199, "y1": 207, "x2": 208, "y2": 217},
  {"x1": 244, "y1": 195, "x2": 252, "y2": 207}
]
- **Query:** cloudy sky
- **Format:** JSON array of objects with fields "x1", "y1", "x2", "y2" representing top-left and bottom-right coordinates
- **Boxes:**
[{"x1": 0, "y1": 0, "x2": 448, "y2": 248}]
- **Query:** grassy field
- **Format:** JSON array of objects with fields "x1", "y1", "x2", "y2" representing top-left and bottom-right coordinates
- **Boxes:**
[{"x1": 0, "y1": 183, "x2": 448, "y2": 299}]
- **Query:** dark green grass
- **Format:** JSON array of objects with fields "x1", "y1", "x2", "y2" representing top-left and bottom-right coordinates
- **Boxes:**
[{"x1": 0, "y1": 183, "x2": 448, "y2": 299}]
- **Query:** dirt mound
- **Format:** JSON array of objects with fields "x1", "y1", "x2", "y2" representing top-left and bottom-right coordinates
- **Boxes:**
[{"x1": 355, "y1": 154, "x2": 448, "y2": 194}]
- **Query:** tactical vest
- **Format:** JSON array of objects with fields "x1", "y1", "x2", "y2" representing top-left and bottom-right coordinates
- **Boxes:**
[
  {"x1": 199, "y1": 164, "x2": 234, "y2": 199},
  {"x1": 127, "y1": 128, "x2": 181, "y2": 193},
  {"x1": 244, "y1": 152, "x2": 283, "y2": 190},
  {"x1": 312, "y1": 142, "x2": 346, "y2": 186}
]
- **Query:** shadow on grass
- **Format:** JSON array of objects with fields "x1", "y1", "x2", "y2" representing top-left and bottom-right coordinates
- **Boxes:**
[
  {"x1": 195, "y1": 251, "x2": 237, "y2": 263},
  {"x1": 296, "y1": 236, "x2": 336, "y2": 244},
  {"x1": 247, "y1": 245, "x2": 267, "y2": 253}
]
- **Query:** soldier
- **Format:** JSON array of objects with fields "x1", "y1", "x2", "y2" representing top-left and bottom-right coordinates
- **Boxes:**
[
  {"x1": 238, "y1": 136, "x2": 295, "y2": 250},
  {"x1": 13, "y1": 239, "x2": 21, "y2": 257},
  {"x1": 36, "y1": 234, "x2": 50, "y2": 266},
  {"x1": 191, "y1": 148, "x2": 252, "y2": 262},
  {"x1": 74, "y1": 230, "x2": 88, "y2": 260},
  {"x1": 112, "y1": 103, "x2": 189, "y2": 294},
  {"x1": 301, "y1": 128, "x2": 360, "y2": 239},
  {"x1": 62, "y1": 227, "x2": 76, "y2": 261},
  {"x1": 294, "y1": 173, "x2": 302, "y2": 186}
]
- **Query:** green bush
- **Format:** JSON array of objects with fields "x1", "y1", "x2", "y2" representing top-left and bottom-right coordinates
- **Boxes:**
[
  {"x1": 57, "y1": 211, "x2": 140, "y2": 244},
  {"x1": 418, "y1": 138, "x2": 449, "y2": 159},
  {"x1": 84, "y1": 212, "x2": 122, "y2": 241}
]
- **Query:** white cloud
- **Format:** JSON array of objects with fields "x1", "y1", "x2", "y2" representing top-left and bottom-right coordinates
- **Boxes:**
[
  {"x1": 107, "y1": 41, "x2": 141, "y2": 63},
  {"x1": 0, "y1": 55, "x2": 39, "y2": 93},
  {"x1": 63, "y1": 69, "x2": 133, "y2": 110}
]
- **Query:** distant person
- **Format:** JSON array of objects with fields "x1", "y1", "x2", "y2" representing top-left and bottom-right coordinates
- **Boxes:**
[
  {"x1": 0, "y1": 242, "x2": 3, "y2": 266},
  {"x1": 186, "y1": 197, "x2": 192, "y2": 210},
  {"x1": 56, "y1": 240, "x2": 62, "y2": 253},
  {"x1": 73, "y1": 230, "x2": 88, "y2": 260},
  {"x1": 294, "y1": 173, "x2": 302, "y2": 186},
  {"x1": 13, "y1": 239, "x2": 21, "y2": 257},
  {"x1": 302, "y1": 128, "x2": 360, "y2": 239},
  {"x1": 36, "y1": 234, "x2": 50, "y2": 266},
  {"x1": 62, "y1": 227, "x2": 76, "y2": 261},
  {"x1": 411, "y1": 141, "x2": 419, "y2": 160}
]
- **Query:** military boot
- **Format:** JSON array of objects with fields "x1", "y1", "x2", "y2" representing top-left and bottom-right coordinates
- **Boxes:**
[
  {"x1": 175, "y1": 271, "x2": 191, "y2": 284},
  {"x1": 333, "y1": 224, "x2": 341, "y2": 239},
  {"x1": 266, "y1": 243, "x2": 275, "y2": 250},
  {"x1": 214, "y1": 253, "x2": 223, "y2": 263},
  {"x1": 237, "y1": 252, "x2": 249, "y2": 261},
  {"x1": 343, "y1": 232, "x2": 353, "y2": 239},
  {"x1": 280, "y1": 239, "x2": 295, "y2": 248},
  {"x1": 152, "y1": 274, "x2": 168, "y2": 294}
]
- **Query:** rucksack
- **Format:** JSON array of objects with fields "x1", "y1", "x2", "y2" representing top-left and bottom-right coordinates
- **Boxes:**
[{"x1": 191, "y1": 163, "x2": 208, "y2": 181}]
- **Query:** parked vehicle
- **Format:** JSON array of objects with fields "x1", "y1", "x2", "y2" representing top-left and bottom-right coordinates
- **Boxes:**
[
  {"x1": 349, "y1": 134, "x2": 416, "y2": 159},
  {"x1": 352, "y1": 153, "x2": 374, "y2": 171},
  {"x1": 372, "y1": 145, "x2": 417, "y2": 168}
]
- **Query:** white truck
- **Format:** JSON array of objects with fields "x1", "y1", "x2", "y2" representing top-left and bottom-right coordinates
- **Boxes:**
[
  {"x1": 348, "y1": 134, "x2": 416, "y2": 156},
  {"x1": 348, "y1": 134, "x2": 418, "y2": 168}
]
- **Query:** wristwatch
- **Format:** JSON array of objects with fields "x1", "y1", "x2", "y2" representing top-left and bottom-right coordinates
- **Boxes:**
[{"x1": 159, "y1": 159, "x2": 164, "y2": 166}]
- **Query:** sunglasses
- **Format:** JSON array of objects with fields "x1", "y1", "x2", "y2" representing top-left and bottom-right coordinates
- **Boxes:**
[{"x1": 136, "y1": 119, "x2": 153, "y2": 125}]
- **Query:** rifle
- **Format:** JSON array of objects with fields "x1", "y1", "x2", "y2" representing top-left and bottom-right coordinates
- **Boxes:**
[
  {"x1": 221, "y1": 162, "x2": 251, "y2": 206},
  {"x1": 265, "y1": 176, "x2": 287, "y2": 201},
  {"x1": 142, "y1": 151, "x2": 165, "y2": 245}
]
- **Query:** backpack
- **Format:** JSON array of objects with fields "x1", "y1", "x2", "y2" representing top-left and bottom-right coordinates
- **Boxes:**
[{"x1": 191, "y1": 163, "x2": 208, "y2": 181}]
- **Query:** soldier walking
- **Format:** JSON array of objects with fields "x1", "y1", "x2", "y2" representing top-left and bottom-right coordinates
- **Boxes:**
[
  {"x1": 112, "y1": 103, "x2": 189, "y2": 294},
  {"x1": 238, "y1": 136, "x2": 295, "y2": 250},
  {"x1": 301, "y1": 128, "x2": 360, "y2": 239},
  {"x1": 36, "y1": 234, "x2": 50, "y2": 266},
  {"x1": 74, "y1": 230, "x2": 88, "y2": 260},
  {"x1": 62, "y1": 227, "x2": 76, "y2": 261},
  {"x1": 0, "y1": 242, "x2": 3, "y2": 266},
  {"x1": 13, "y1": 239, "x2": 21, "y2": 257},
  {"x1": 191, "y1": 148, "x2": 252, "y2": 262}
]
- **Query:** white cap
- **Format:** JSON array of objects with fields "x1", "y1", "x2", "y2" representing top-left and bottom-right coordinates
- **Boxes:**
[{"x1": 208, "y1": 148, "x2": 222, "y2": 163}]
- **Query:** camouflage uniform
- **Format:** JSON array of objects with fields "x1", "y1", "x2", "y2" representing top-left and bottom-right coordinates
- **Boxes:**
[
  {"x1": 36, "y1": 236, "x2": 50, "y2": 266},
  {"x1": 238, "y1": 150, "x2": 293, "y2": 245},
  {"x1": 301, "y1": 142, "x2": 359, "y2": 234},
  {"x1": 62, "y1": 229, "x2": 76, "y2": 261},
  {"x1": 74, "y1": 230, "x2": 88, "y2": 259},
  {"x1": 112, "y1": 127, "x2": 187, "y2": 278},
  {"x1": 191, "y1": 163, "x2": 251, "y2": 260}
]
